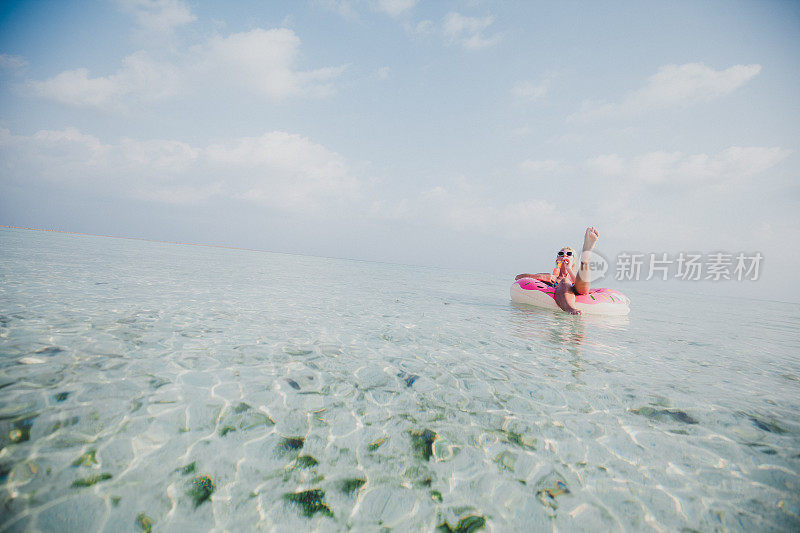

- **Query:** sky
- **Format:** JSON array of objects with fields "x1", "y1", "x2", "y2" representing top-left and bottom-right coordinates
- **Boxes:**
[{"x1": 1, "y1": 0, "x2": 799, "y2": 300}]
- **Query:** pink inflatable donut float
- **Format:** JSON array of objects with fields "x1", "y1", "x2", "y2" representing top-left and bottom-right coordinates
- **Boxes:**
[{"x1": 510, "y1": 277, "x2": 630, "y2": 315}]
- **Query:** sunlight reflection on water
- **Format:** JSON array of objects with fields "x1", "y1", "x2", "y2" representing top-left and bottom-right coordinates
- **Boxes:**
[{"x1": 1, "y1": 228, "x2": 799, "y2": 531}]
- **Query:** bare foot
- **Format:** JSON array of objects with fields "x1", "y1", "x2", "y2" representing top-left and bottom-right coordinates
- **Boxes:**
[{"x1": 583, "y1": 226, "x2": 599, "y2": 251}]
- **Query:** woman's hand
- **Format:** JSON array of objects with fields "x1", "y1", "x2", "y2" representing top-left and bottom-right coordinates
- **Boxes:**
[
  {"x1": 561, "y1": 257, "x2": 577, "y2": 282},
  {"x1": 559, "y1": 258, "x2": 570, "y2": 276}
]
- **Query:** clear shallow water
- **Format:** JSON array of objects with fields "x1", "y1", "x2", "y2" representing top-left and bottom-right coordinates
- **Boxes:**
[{"x1": 1, "y1": 227, "x2": 799, "y2": 532}]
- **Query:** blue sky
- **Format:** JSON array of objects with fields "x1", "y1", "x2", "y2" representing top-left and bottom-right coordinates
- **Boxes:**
[{"x1": 1, "y1": 0, "x2": 798, "y2": 299}]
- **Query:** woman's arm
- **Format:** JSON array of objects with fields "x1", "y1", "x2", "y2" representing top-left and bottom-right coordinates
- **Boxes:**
[
  {"x1": 515, "y1": 272, "x2": 555, "y2": 282},
  {"x1": 565, "y1": 266, "x2": 577, "y2": 283},
  {"x1": 559, "y1": 258, "x2": 577, "y2": 283}
]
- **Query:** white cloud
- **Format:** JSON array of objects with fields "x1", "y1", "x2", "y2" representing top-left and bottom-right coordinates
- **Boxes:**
[
  {"x1": 116, "y1": 0, "x2": 196, "y2": 37},
  {"x1": 206, "y1": 132, "x2": 359, "y2": 211},
  {"x1": 636, "y1": 63, "x2": 761, "y2": 106},
  {"x1": 0, "y1": 127, "x2": 109, "y2": 182},
  {"x1": 412, "y1": 19, "x2": 435, "y2": 35},
  {"x1": 374, "y1": 143, "x2": 780, "y2": 242},
  {"x1": 519, "y1": 159, "x2": 564, "y2": 174},
  {"x1": 572, "y1": 62, "x2": 761, "y2": 120},
  {"x1": 0, "y1": 127, "x2": 360, "y2": 212},
  {"x1": 585, "y1": 146, "x2": 789, "y2": 184},
  {"x1": 443, "y1": 12, "x2": 501, "y2": 50},
  {"x1": 374, "y1": 0, "x2": 417, "y2": 17},
  {"x1": 0, "y1": 54, "x2": 27, "y2": 70},
  {"x1": 199, "y1": 28, "x2": 346, "y2": 99},
  {"x1": 370, "y1": 180, "x2": 570, "y2": 238},
  {"x1": 119, "y1": 138, "x2": 198, "y2": 173},
  {"x1": 138, "y1": 183, "x2": 222, "y2": 205},
  {"x1": 511, "y1": 79, "x2": 548, "y2": 101},
  {"x1": 29, "y1": 51, "x2": 179, "y2": 109},
  {"x1": 318, "y1": 0, "x2": 416, "y2": 19},
  {"x1": 584, "y1": 154, "x2": 625, "y2": 176},
  {"x1": 418, "y1": 185, "x2": 563, "y2": 235},
  {"x1": 28, "y1": 28, "x2": 344, "y2": 109},
  {"x1": 316, "y1": 0, "x2": 359, "y2": 19},
  {"x1": 31, "y1": 68, "x2": 119, "y2": 108},
  {"x1": 376, "y1": 66, "x2": 390, "y2": 80}
]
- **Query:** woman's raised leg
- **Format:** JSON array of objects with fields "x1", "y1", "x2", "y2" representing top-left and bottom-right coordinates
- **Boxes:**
[{"x1": 574, "y1": 227, "x2": 599, "y2": 296}]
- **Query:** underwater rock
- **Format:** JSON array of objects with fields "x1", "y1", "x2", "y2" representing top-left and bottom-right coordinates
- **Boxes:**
[
  {"x1": 495, "y1": 450, "x2": 517, "y2": 472},
  {"x1": 54, "y1": 392, "x2": 70, "y2": 402},
  {"x1": 403, "y1": 463, "x2": 435, "y2": 488},
  {"x1": 631, "y1": 407, "x2": 698, "y2": 424},
  {"x1": 747, "y1": 414, "x2": 787, "y2": 434},
  {"x1": 241, "y1": 411, "x2": 275, "y2": 430},
  {"x1": 284, "y1": 346, "x2": 313, "y2": 356},
  {"x1": 71, "y1": 450, "x2": 98, "y2": 467},
  {"x1": 534, "y1": 470, "x2": 571, "y2": 510},
  {"x1": 148, "y1": 377, "x2": 170, "y2": 390},
  {"x1": 71, "y1": 473, "x2": 113, "y2": 488},
  {"x1": 745, "y1": 442, "x2": 778, "y2": 455},
  {"x1": 9, "y1": 415, "x2": 37, "y2": 443},
  {"x1": 283, "y1": 489, "x2": 333, "y2": 517},
  {"x1": 130, "y1": 398, "x2": 144, "y2": 413},
  {"x1": 411, "y1": 429, "x2": 437, "y2": 461},
  {"x1": 135, "y1": 512, "x2": 154, "y2": 532},
  {"x1": 35, "y1": 346, "x2": 64, "y2": 356},
  {"x1": 368, "y1": 437, "x2": 386, "y2": 451},
  {"x1": 217, "y1": 403, "x2": 275, "y2": 437},
  {"x1": 278, "y1": 436, "x2": 305, "y2": 453},
  {"x1": 48, "y1": 431, "x2": 90, "y2": 449},
  {"x1": 537, "y1": 480, "x2": 570, "y2": 509},
  {"x1": 500, "y1": 429, "x2": 537, "y2": 450},
  {"x1": 338, "y1": 478, "x2": 366, "y2": 495},
  {"x1": 177, "y1": 462, "x2": 196, "y2": 475},
  {"x1": 295, "y1": 455, "x2": 319, "y2": 469},
  {"x1": 51, "y1": 416, "x2": 81, "y2": 432},
  {"x1": 436, "y1": 515, "x2": 486, "y2": 532},
  {"x1": 397, "y1": 371, "x2": 419, "y2": 388},
  {"x1": 187, "y1": 475, "x2": 215, "y2": 508}
]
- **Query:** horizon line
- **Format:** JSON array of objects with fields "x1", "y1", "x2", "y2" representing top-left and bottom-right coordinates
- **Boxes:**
[
  {"x1": 0, "y1": 224, "x2": 272, "y2": 254},
  {"x1": 3, "y1": 224, "x2": 796, "y2": 305},
  {"x1": 0, "y1": 224, "x2": 482, "y2": 275}
]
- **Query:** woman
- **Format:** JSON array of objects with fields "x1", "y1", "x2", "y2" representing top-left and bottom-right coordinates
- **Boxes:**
[{"x1": 515, "y1": 227, "x2": 599, "y2": 315}]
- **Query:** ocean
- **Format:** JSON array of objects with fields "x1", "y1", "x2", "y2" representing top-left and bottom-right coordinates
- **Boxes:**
[{"x1": 1, "y1": 227, "x2": 798, "y2": 531}]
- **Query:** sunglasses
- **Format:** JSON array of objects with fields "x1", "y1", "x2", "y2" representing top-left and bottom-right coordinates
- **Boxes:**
[{"x1": 558, "y1": 251, "x2": 573, "y2": 256}]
